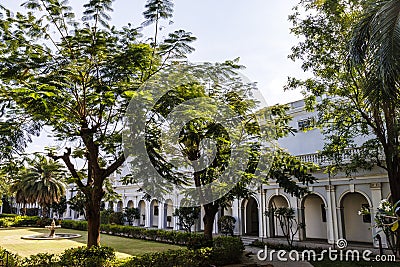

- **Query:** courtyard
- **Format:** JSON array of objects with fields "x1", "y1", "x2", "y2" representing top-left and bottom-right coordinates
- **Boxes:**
[{"x1": 0, "y1": 227, "x2": 182, "y2": 258}]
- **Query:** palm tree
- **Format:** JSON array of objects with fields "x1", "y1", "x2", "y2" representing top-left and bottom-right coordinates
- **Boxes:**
[
  {"x1": 348, "y1": 0, "x2": 400, "y2": 203},
  {"x1": 11, "y1": 155, "x2": 67, "y2": 217},
  {"x1": 349, "y1": 0, "x2": 400, "y2": 256},
  {"x1": 349, "y1": 0, "x2": 400, "y2": 100}
]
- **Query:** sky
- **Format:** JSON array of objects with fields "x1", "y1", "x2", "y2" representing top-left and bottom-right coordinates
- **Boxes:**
[
  {"x1": 3, "y1": 0, "x2": 307, "y2": 151},
  {"x1": 4, "y1": 0, "x2": 306, "y2": 105},
  {"x1": 110, "y1": 0, "x2": 306, "y2": 105}
]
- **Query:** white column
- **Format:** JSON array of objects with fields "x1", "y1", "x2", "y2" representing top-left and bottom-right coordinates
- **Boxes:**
[
  {"x1": 326, "y1": 185, "x2": 338, "y2": 244},
  {"x1": 213, "y1": 212, "x2": 219, "y2": 234},
  {"x1": 145, "y1": 201, "x2": 151, "y2": 227},
  {"x1": 232, "y1": 198, "x2": 240, "y2": 235},
  {"x1": 370, "y1": 183, "x2": 386, "y2": 248},
  {"x1": 258, "y1": 191, "x2": 266, "y2": 238},
  {"x1": 158, "y1": 203, "x2": 165, "y2": 229}
]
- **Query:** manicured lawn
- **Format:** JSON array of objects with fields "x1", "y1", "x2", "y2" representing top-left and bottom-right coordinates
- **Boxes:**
[
  {"x1": 311, "y1": 258, "x2": 399, "y2": 267},
  {"x1": 0, "y1": 227, "x2": 183, "y2": 258}
]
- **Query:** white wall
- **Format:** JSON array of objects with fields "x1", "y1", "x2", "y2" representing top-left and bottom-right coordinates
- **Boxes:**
[
  {"x1": 342, "y1": 193, "x2": 372, "y2": 243},
  {"x1": 304, "y1": 195, "x2": 327, "y2": 239}
]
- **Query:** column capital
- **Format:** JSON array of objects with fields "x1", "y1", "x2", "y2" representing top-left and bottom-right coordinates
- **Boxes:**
[
  {"x1": 370, "y1": 182, "x2": 381, "y2": 189},
  {"x1": 325, "y1": 185, "x2": 335, "y2": 192}
]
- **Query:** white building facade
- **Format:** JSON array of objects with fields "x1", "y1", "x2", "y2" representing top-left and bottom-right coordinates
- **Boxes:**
[{"x1": 65, "y1": 99, "x2": 390, "y2": 248}]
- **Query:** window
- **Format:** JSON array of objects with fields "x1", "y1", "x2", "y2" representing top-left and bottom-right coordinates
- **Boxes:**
[
  {"x1": 298, "y1": 117, "x2": 315, "y2": 131},
  {"x1": 362, "y1": 204, "x2": 371, "y2": 223},
  {"x1": 154, "y1": 206, "x2": 159, "y2": 216},
  {"x1": 321, "y1": 204, "x2": 327, "y2": 222}
]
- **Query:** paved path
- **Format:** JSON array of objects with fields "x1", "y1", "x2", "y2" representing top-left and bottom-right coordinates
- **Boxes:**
[
  {"x1": 224, "y1": 246, "x2": 314, "y2": 267},
  {"x1": 244, "y1": 246, "x2": 314, "y2": 267}
]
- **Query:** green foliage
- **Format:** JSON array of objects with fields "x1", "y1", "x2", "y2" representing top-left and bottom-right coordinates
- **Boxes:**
[
  {"x1": 121, "y1": 236, "x2": 243, "y2": 267},
  {"x1": 120, "y1": 248, "x2": 212, "y2": 267},
  {"x1": 287, "y1": 0, "x2": 400, "y2": 204},
  {"x1": 68, "y1": 191, "x2": 87, "y2": 219},
  {"x1": 59, "y1": 246, "x2": 116, "y2": 267},
  {"x1": 0, "y1": 247, "x2": 20, "y2": 267},
  {"x1": 0, "y1": 215, "x2": 41, "y2": 228},
  {"x1": 22, "y1": 253, "x2": 59, "y2": 267},
  {"x1": 0, "y1": 0, "x2": 196, "y2": 246},
  {"x1": 10, "y1": 155, "x2": 67, "y2": 217},
  {"x1": 0, "y1": 233, "x2": 242, "y2": 266},
  {"x1": 100, "y1": 208, "x2": 114, "y2": 224},
  {"x1": 123, "y1": 207, "x2": 140, "y2": 226},
  {"x1": 360, "y1": 199, "x2": 400, "y2": 256},
  {"x1": 268, "y1": 148, "x2": 317, "y2": 198},
  {"x1": 173, "y1": 206, "x2": 200, "y2": 233},
  {"x1": 265, "y1": 207, "x2": 304, "y2": 248},
  {"x1": 109, "y1": 211, "x2": 124, "y2": 225},
  {"x1": 51, "y1": 196, "x2": 67, "y2": 218},
  {"x1": 217, "y1": 215, "x2": 236, "y2": 236}
]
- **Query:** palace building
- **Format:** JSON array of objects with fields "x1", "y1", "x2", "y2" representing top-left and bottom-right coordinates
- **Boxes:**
[{"x1": 65, "y1": 99, "x2": 390, "y2": 248}]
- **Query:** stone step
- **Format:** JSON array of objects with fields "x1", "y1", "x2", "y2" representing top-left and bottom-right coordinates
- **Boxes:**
[{"x1": 241, "y1": 236, "x2": 260, "y2": 246}]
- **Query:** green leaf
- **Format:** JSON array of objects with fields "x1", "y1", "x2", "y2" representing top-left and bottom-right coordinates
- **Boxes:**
[{"x1": 391, "y1": 221, "x2": 398, "y2": 232}]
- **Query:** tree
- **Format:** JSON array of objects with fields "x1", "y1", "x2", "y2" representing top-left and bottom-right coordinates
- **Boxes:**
[
  {"x1": 10, "y1": 155, "x2": 66, "y2": 217},
  {"x1": 287, "y1": 0, "x2": 400, "y2": 204},
  {"x1": 348, "y1": 0, "x2": 400, "y2": 202},
  {"x1": 123, "y1": 207, "x2": 140, "y2": 226},
  {"x1": 0, "y1": 0, "x2": 195, "y2": 247},
  {"x1": 265, "y1": 206, "x2": 304, "y2": 248},
  {"x1": 51, "y1": 196, "x2": 67, "y2": 218},
  {"x1": 217, "y1": 215, "x2": 236, "y2": 236},
  {"x1": 68, "y1": 191, "x2": 87, "y2": 219},
  {"x1": 123, "y1": 63, "x2": 317, "y2": 239},
  {"x1": 173, "y1": 206, "x2": 200, "y2": 233}
]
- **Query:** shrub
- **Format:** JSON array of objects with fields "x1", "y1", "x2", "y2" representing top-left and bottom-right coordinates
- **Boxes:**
[
  {"x1": 59, "y1": 246, "x2": 115, "y2": 267},
  {"x1": 22, "y1": 253, "x2": 59, "y2": 267},
  {"x1": 0, "y1": 247, "x2": 20, "y2": 267},
  {"x1": 36, "y1": 217, "x2": 53, "y2": 227},
  {"x1": 217, "y1": 215, "x2": 236, "y2": 236},
  {"x1": 0, "y1": 215, "x2": 41, "y2": 228},
  {"x1": 123, "y1": 207, "x2": 140, "y2": 226},
  {"x1": 100, "y1": 209, "x2": 114, "y2": 225},
  {"x1": 109, "y1": 212, "x2": 124, "y2": 225},
  {"x1": 210, "y1": 236, "x2": 244, "y2": 266},
  {"x1": 62, "y1": 220, "x2": 88, "y2": 231},
  {"x1": 120, "y1": 248, "x2": 213, "y2": 267}
]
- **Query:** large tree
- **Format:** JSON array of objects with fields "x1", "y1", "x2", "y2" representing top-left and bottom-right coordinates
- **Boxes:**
[
  {"x1": 10, "y1": 155, "x2": 66, "y2": 217},
  {"x1": 287, "y1": 0, "x2": 400, "y2": 203},
  {"x1": 0, "y1": 0, "x2": 195, "y2": 247},
  {"x1": 123, "y1": 63, "x2": 317, "y2": 239}
]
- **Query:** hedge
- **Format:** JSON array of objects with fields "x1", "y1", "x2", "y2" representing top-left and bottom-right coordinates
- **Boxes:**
[
  {"x1": 1, "y1": 237, "x2": 243, "y2": 266},
  {"x1": 62, "y1": 220, "x2": 209, "y2": 247}
]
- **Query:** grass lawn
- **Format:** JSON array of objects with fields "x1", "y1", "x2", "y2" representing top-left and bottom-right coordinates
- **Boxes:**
[
  {"x1": 311, "y1": 258, "x2": 399, "y2": 267},
  {"x1": 0, "y1": 227, "x2": 183, "y2": 258}
]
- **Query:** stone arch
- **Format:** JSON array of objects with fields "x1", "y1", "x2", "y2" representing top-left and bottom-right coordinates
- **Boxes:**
[
  {"x1": 138, "y1": 200, "x2": 146, "y2": 226},
  {"x1": 127, "y1": 200, "x2": 134, "y2": 208},
  {"x1": 117, "y1": 201, "x2": 123, "y2": 212},
  {"x1": 268, "y1": 195, "x2": 289, "y2": 237},
  {"x1": 301, "y1": 194, "x2": 328, "y2": 240},
  {"x1": 164, "y1": 199, "x2": 174, "y2": 228},
  {"x1": 340, "y1": 192, "x2": 373, "y2": 243},
  {"x1": 241, "y1": 197, "x2": 259, "y2": 236},
  {"x1": 150, "y1": 199, "x2": 159, "y2": 227}
]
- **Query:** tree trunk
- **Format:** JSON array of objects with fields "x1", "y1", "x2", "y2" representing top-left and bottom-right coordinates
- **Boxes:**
[
  {"x1": 86, "y1": 187, "x2": 103, "y2": 248},
  {"x1": 203, "y1": 203, "x2": 219, "y2": 240},
  {"x1": 384, "y1": 148, "x2": 400, "y2": 204}
]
